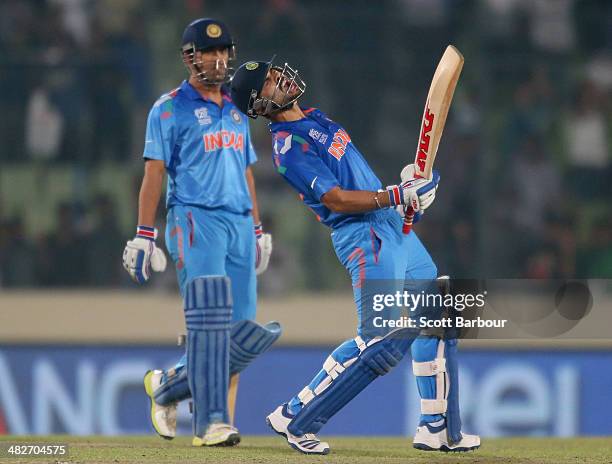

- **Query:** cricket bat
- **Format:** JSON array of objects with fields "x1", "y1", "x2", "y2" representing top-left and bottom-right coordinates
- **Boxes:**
[{"x1": 403, "y1": 45, "x2": 464, "y2": 234}]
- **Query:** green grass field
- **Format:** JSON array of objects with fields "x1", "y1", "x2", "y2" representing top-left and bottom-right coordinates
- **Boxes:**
[{"x1": 1, "y1": 436, "x2": 611, "y2": 464}]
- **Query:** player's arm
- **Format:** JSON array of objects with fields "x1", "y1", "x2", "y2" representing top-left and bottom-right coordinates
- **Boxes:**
[
  {"x1": 245, "y1": 166, "x2": 260, "y2": 224},
  {"x1": 322, "y1": 170, "x2": 440, "y2": 215},
  {"x1": 279, "y1": 137, "x2": 439, "y2": 215},
  {"x1": 123, "y1": 103, "x2": 172, "y2": 284},
  {"x1": 138, "y1": 159, "x2": 166, "y2": 226},
  {"x1": 322, "y1": 187, "x2": 390, "y2": 214},
  {"x1": 245, "y1": 166, "x2": 272, "y2": 275}
]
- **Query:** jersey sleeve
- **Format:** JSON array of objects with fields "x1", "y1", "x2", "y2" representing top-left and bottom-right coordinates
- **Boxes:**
[
  {"x1": 274, "y1": 134, "x2": 339, "y2": 200},
  {"x1": 245, "y1": 124, "x2": 257, "y2": 166},
  {"x1": 143, "y1": 99, "x2": 176, "y2": 165}
]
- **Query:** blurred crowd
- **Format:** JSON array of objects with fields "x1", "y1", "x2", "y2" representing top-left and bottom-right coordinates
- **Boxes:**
[{"x1": 0, "y1": 0, "x2": 611, "y2": 289}]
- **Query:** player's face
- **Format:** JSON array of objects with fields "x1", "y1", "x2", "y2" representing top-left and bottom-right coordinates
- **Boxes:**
[
  {"x1": 260, "y1": 68, "x2": 301, "y2": 108},
  {"x1": 187, "y1": 47, "x2": 230, "y2": 83}
]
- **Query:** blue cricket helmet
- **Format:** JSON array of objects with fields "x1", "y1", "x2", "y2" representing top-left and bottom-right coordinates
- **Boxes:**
[
  {"x1": 230, "y1": 60, "x2": 271, "y2": 118},
  {"x1": 181, "y1": 18, "x2": 236, "y2": 84},
  {"x1": 181, "y1": 18, "x2": 234, "y2": 52},
  {"x1": 231, "y1": 58, "x2": 306, "y2": 119}
]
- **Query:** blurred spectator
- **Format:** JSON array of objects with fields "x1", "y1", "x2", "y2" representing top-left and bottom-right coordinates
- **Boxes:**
[
  {"x1": 39, "y1": 202, "x2": 89, "y2": 286},
  {"x1": 25, "y1": 84, "x2": 64, "y2": 161},
  {"x1": 50, "y1": 0, "x2": 91, "y2": 47},
  {"x1": 0, "y1": 217, "x2": 36, "y2": 287},
  {"x1": 87, "y1": 195, "x2": 123, "y2": 286},
  {"x1": 564, "y1": 80, "x2": 610, "y2": 201},
  {"x1": 527, "y1": 0, "x2": 576, "y2": 54},
  {"x1": 510, "y1": 134, "x2": 562, "y2": 236},
  {"x1": 577, "y1": 218, "x2": 612, "y2": 278},
  {"x1": 87, "y1": 17, "x2": 131, "y2": 162},
  {"x1": 503, "y1": 68, "x2": 555, "y2": 157}
]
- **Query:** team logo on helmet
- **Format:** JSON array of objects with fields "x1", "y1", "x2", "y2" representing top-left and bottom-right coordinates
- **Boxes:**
[
  {"x1": 245, "y1": 61, "x2": 259, "y2": 71},
  {"x1": 206, "y1": 23, "x2": 222, "y2": 38},
  {"x1": 230, "y1": 109, "x2": 242, "y2": 123}
]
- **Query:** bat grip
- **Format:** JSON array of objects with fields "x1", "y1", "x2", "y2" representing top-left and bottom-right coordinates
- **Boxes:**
[
  {"x1": 403, "y1": 207, "x2": 414, "y2": 234},
  {"x1": 402, "y1": 172, "x2": 425, "y2": 234}
]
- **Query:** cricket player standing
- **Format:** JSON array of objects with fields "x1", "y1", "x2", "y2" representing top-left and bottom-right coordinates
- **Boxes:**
[
  {"x1": 230, "y1": 59, "x2": 480, "y2": 454},
  {"x1": 122, "y1": 19, "x2": 280, "y2": 447}
]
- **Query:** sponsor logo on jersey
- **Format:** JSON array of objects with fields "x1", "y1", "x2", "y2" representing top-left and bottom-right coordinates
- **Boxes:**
[
  {"x1": 230, "y1": 109, "x2": 242, "y2": 123},
  {"x1": 203, "y1": 130, "x2": 244, "y2": 153},
  {"x1": 194, "y1": 107, "x2": 212, "y2": 125},
  {"x1": 328, "y1": 128, "x2": 351, "y2": 160},
  {"x1": 308, "y1": 128, "x2": 328, "y2": 144},
  {"x1": 416, "y1": 105, "x2": 435, "y2": 173}
]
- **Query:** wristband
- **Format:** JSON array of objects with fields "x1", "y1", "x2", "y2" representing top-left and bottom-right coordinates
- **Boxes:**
[
  {"x1": 136, "y1": 225, "x2": 157, "y2": 240},
  {"x1": 386, "y1": 185, "x2": 402, "y2": 207},
  {"x1": 254, "y1": 223, "x2": 263, "y2": 238}
]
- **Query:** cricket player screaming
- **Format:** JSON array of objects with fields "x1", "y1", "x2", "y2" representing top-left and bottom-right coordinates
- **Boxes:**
[{"x1": 230, "y1": 58, "x2": 480, "y2": 455}]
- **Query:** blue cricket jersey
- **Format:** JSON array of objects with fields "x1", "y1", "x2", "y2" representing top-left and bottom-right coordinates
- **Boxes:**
[
  {"x1": 143, "y1": 80, "x2": 257, "y2": 213},
  {"x1": 270, "y1": 108, "x2": 382, "y2": 228}
]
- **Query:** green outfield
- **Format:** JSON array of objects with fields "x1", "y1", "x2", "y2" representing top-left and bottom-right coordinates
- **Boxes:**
[{"x1": 1, "y1": 436, "x2": 611, "y2": 464}]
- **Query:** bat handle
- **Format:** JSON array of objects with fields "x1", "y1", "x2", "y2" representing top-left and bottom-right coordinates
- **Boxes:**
[{"x1": 403, "y1": 206, "x2": 414, "y2": 234}]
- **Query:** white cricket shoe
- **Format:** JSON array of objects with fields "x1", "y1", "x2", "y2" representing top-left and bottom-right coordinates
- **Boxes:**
[
  {"x1": 192, "y1": 423, "x2": 241, "y2": 447},
  {"x1": 413, "y1": 420, "x2": 480, "y2": 452},
  {"x1": 143, "y1": 370, "x2": 177, "y2": 440},
  {"x1": 266, "y1": 404, "x2": 330, "y2": 455}
]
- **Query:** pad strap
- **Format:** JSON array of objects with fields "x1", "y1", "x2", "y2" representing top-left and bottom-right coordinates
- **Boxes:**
[
  {"x1": 421, "y1": 399, "x2": 448, "y2": 415},
  {"x1": 412, "y1": 358, "x2": 446, "y2": 376},
  {"x1": 298, "y1": 386, "x2": 315, "y2": 405}
]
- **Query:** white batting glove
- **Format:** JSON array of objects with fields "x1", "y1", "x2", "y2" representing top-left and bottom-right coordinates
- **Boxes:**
[
  {"x1": 254, "y1": 223, "x2": 272, "y2": 276},
  {"x1": 122, "y1": 225, "x2": 167, "y2": 284},
  {"x1": 385, "y1": 169, "x2": 440, "y2": 212}
]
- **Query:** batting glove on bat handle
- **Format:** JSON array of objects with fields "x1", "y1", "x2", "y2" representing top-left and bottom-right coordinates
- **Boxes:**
[
  {"x1": 400, "y1": 170, "x2": 440, "y2": 234},
  {"x1": 403, "y1": 208, "x2": 415, "y2": 234}
]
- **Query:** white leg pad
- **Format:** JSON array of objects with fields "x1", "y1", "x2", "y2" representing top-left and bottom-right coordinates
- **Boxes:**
[
  {"x1": 414, "y1": 339, "x2": 449, "y2": 415},
  {"x1": 296, "y1": 336, "x2": 381, "y2": 408}
]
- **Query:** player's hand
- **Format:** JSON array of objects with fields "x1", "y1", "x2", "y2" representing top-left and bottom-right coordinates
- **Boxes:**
[
  {"x1": 122, "y1": 225, "x2": 167, "y2": 284},
  {"x1": 255, "y1": 223, "x2": 272, "y2": 276},
  {"x1": 395, "y1": 204, "x2": 423, "y2": 223},
  {"x1": 385, "y1": 169, "x2": 440, "y2": 212}
]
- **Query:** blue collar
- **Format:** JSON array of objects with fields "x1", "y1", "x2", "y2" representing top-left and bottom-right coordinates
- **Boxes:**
[
  {"x1": 269, "y1": 107, "x2": 317, "y2": 131},
  {"x1": 180, "y1": 80, "x2": 232, "y2": 103}
]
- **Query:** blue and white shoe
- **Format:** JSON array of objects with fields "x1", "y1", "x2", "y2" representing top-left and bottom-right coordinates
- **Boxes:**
[
  {"x1": 266, "y1": 404, "x2": 330, "y2": 455},
  {"x1": 413, "y1": 419, "x2": 480, "y2": 452},
  {"x1": 143, "y1": 370, "x2": 177, "y2": 440}
]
